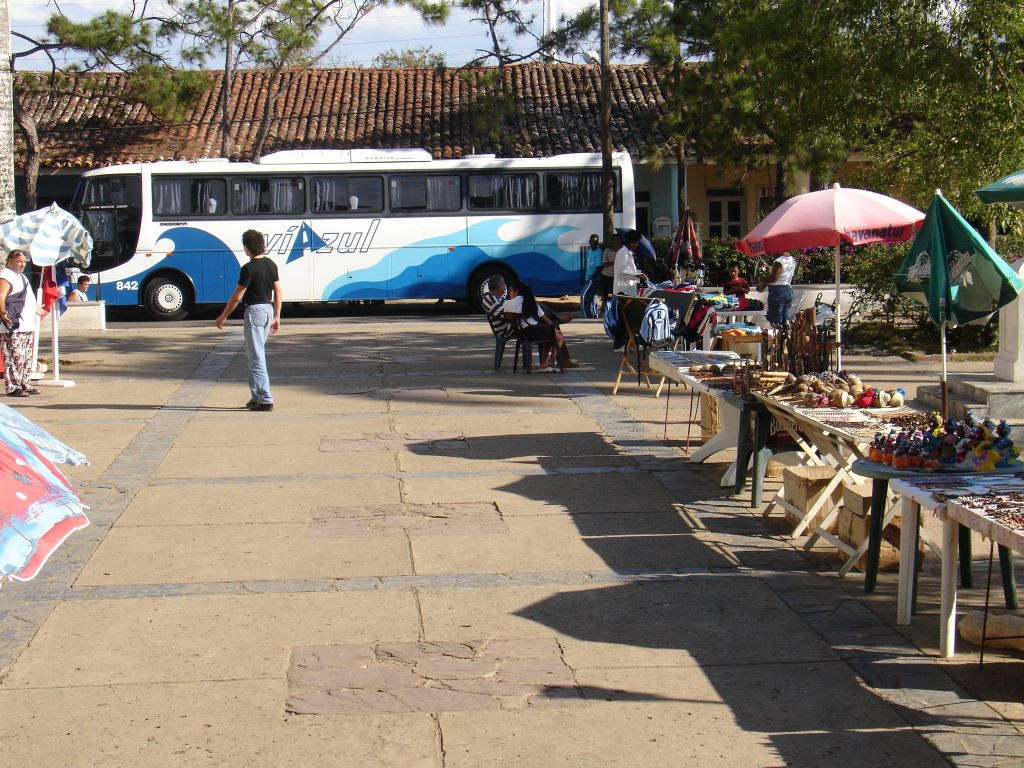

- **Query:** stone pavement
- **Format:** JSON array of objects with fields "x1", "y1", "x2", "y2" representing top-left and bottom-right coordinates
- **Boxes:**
[{"x1": 0, "y1": 310, "x2": 1021, "y2": 767}]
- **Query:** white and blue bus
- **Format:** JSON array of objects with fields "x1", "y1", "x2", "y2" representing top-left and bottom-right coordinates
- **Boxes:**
[{"x1": 70, "y1": 149, "x2": 635, "y2": 319}]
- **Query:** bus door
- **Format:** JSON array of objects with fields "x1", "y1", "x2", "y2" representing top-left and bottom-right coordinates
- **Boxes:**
[{"x1": 71, "y1": 174, "x2": 143, "y2": 304}]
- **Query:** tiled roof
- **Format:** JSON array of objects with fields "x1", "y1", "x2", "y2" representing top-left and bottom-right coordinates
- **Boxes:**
[{"x1": 15, "y1": 63, "x2": 675, "y2": 169}]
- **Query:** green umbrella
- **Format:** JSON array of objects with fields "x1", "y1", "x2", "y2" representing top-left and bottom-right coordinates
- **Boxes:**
[
  {"x1": 976, "y1": 169, "x2": 1024, "y2": 208},
  {"x1": 894, "y1": 191, "x2": 1024, "y2": 414}
]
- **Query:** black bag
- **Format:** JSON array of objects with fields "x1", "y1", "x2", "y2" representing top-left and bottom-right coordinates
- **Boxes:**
[{"x1": 4, "y1": 273, "x2": 28, "y2": 331}]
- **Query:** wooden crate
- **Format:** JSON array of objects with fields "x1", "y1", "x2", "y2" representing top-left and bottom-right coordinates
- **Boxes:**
[
  {"x1": 699, "y1": 394, "x2": 720, "y2": 438},
  {"x1": 781, "y1": 465, "x2": 843, "y2": 532}
]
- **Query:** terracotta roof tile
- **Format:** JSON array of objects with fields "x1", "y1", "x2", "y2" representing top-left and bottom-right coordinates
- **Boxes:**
[{"x1": 16, "y1": 62, "x2": 675, "y2": 169}]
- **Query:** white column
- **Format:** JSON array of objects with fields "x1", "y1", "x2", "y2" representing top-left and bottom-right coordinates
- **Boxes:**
[{"x1": 994, "y1": 258, "x2": 1024, "y2": 382}]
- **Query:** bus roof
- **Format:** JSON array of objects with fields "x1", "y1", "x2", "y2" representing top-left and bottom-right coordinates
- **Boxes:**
[{"x1": 81, "y1": 151, "x2": 632, "y2": 176}]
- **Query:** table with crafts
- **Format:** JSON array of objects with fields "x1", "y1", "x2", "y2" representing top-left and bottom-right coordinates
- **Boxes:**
[
  {"x1": 647, "y1": 350, "x2": 753, "y2": 485},
  {"x1": 748, "y1": 394, "x2": 925, "y2": 583},
  {"x1": 887, "y1": 473, "x2": 1024, "y2": 657}
]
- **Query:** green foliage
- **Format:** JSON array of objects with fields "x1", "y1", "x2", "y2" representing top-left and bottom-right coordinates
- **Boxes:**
[
  {"x1": 853, "y1": 0, "x2": 1024, "y2": 234},
  {"x1": 372, "y1": 46, "x2": 447, "y2": 68},
  {"x1": 842, "y1": 242, "x2": 921, "y2": 325},
  {"x1": 995, "y1": 233, "x2": 1024, "y2": 261}
]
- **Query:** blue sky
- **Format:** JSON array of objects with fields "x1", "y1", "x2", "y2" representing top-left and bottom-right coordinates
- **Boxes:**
[{"x1": 12, "y1": 0, "x2": 612, "y2": 70}]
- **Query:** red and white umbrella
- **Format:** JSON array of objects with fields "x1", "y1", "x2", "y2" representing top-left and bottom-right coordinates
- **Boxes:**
[
  {"x1": 0, "y1": 403, "x2": 88, "y2": 586},
  {"x1": 737, "y1": 183, "x2": 924, "y2": 368}
]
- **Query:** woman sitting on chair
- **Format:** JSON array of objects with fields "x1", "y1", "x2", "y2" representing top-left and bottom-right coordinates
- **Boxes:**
[{"x1": 503, "y1": 280, "x2": 578, "y2": 370}]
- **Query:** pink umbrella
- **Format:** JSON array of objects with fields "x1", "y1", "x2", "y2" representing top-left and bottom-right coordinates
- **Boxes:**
[{"x1": 737, "y1": 183, "x2": 925, "y2": 369}]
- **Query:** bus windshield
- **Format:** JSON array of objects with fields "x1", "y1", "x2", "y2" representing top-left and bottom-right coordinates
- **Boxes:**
[{"x1": 72, "y1": 174, "x2": 143, "y2": 272}]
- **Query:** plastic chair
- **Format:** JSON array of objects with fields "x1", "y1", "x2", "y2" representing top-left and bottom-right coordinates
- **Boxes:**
[{"x1": 513, "y1": 324, "x2": 559, "y2": 374}]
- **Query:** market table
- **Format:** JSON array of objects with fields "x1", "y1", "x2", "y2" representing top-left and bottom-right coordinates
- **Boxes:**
[
  {"x1": 752, "y1": 394, "x2": 880, "y2": 543},
  {"x1": 889, "y1": 473, "x2": 1024, "y2": 657},
  {"x1": 646, "y1": 350, "x2": 745, "y2": 484},
  {"x1": 851, "y1": 459, "x2": 1022, "y2": 595}
]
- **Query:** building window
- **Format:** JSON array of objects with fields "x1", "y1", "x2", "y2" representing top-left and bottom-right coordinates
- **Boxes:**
[
  {"x1": 757, "y1": 185, "x2": 778, "y2": 220},
  {"x1": 707, "y1": 195, "x2": 742, "y2": 238}
]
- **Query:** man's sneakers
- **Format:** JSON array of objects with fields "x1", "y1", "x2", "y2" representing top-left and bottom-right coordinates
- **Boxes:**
[{"x1": 245, "y1": 400, "x2": 274, "y2": 411}]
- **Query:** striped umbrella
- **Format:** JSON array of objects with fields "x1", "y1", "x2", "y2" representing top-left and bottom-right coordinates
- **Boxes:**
[{"x1": 0, "y1": 202, "x2": 92, "y2": 268}]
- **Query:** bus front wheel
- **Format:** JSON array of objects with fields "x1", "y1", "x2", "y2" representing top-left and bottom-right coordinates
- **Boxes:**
[
  {"x1": 468, "y1": 265, "x2": 514, "y2": 312},
  {"x1": 144, "y1": 276, "x2": 193, "y2": 321}
]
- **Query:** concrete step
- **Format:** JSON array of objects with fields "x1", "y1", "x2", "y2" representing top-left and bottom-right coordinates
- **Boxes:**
[
  {"x1": 946, "y1": 377, "x2": 996, "y2": 404},
  {"x1": 916, "y1": 385, "x2": 988, "y2": 420}
]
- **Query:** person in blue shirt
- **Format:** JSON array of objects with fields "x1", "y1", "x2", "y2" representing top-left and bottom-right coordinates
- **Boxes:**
[{"x1": 586, "y1": 234, "x2": 603, "y2": 277}]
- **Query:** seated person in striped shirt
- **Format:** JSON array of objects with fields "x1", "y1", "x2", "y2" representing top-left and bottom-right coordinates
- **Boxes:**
[{"x1": 481, "y1": 276, "x2": 517, "y2": 341}]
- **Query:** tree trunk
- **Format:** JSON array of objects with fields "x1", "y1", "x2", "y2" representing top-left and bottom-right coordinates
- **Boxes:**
[
  {"x1": 12, "y1": 93, "x2": 38, "y2": 211},
  {"x1": 219, "y1": 0, "x2": 236, "y2": 158},
  {"x1": 0, "y1": 0, "x2": 16, "y2": 221},
  {"x1": 676, "y1": 139, "x2": 686, "y2": 225}
]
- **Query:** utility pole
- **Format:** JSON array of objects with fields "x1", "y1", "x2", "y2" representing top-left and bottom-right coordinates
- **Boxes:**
[
  {"x1": 599, "y1": 0, "x2": 613, "y2": 244},
  {"x1": 0, "y1": 0, "x2": 16, "y2": 222}
]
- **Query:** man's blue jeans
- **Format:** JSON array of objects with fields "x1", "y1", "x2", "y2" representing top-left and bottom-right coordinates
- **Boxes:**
[
  {"x1": 766, "y1": 284, "x2": 793, "y2": 326},
  {"x1": 243, "y1": 303, "x2": 274, "y2": 404}
]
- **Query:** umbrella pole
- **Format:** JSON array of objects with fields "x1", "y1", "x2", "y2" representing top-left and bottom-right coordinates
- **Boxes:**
[
  {"x1": 38, "y1": 306, "x2": 75, "y2": 388},
  {"x1": 834, "y1": 244, "x2": 842, "y2": 371},
  {"x1": 941, "y1": 323, "x2": 948, "y2": 418}
]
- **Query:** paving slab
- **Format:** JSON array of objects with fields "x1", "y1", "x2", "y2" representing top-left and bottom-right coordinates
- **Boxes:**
[
  {"x1": 119, "y1": 478, "x2": 402, "y2": 526},
  {"x1": 1, "y1": 591, "x2": 421, "y2": 687},
  {"x1": 0, "y1": 680, "x2": 438, "y2": 768},
  {"x1": 76, "y1": 522, "x2": 413, "y2": 584},
  {"x1": 176, "y1": 413, "x2": 393, "y2": 447},
  {"x1": 151, "y1": 441, "x2": 398, "y2": 479},
  {"x1": 400, "y1": 471, "x2": 684, "y2": 515},
  {"x1": 411, "y1": 513, "x2": 735, "y2": 574},
  {"x1": 389, "y1": 411, "x2": 601, "y2": 436},
  {"x1": 309, "y1": 502, "x2": 506, "y2": 538},
  {"x1": 438, "y1": 686, "x2": 777, "y2": 768},
  {"x1": 418, "y1": 580, "x2": 840, "y2": 670},
  {"x1": 286, "y1": 638, "x2": 580, "y2": 715}
]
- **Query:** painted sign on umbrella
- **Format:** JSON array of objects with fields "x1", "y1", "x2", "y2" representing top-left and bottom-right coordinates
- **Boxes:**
[
  {"x1": 894, "y1": 191, "x2": 1024, "y2": 414},
  {"x1": 0, "y1": 403, "x2": 89, "y2": 586},
  {"x1": 737, "y1": 184, "x2": 924, "y2": 369}
]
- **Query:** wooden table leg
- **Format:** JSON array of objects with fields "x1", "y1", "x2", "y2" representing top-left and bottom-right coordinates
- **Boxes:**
[
  {"x1": 897, "y1": 496, "x2": 918, "y2": 625},
  {"x1": 749, "y1": 408, "x2": 772, "y2": 508},
  {"x1": 733, "y1": 407, "x2": 754, "y2": 496},
  {"x1": 998, "y1": 546, "x2": 1019, "y2": 610},
  {"x1": 959, "y1": 524, "x2": 973, "y2": 588},
  {"x1": 864, "y1": 478, "x2": 889, "y2": 593},
  {"x1": 940, "y1": 515, "x2": 958, "y2": 658}
]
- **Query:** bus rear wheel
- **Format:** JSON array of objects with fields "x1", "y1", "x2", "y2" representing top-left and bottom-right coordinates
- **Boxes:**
[
  {"x1": 144, "y1": 276, "x2": 193, "y2": 321},
  {"x1": 468, "y1": 265, "x2": 514, "y2": 312}
]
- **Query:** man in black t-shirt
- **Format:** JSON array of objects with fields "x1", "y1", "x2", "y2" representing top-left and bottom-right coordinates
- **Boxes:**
[{"x1": 215, "y1": 230, "x2": 282, "y2": 411}]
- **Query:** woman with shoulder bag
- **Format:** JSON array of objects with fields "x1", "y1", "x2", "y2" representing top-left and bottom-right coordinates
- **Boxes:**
[{"x1": 0, "y1": 250, "x2": 41, "y2": 396}]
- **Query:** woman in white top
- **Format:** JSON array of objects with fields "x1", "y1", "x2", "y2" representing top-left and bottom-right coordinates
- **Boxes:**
[
  {"x1": 766, "y1": 253, "x2": 796, "y2": 326},
  {"x1": 0, "y1": 250, "x2": 40, "y2": 396},
  {"x1": 613, "y1": 230, "x2": 646, "y2": 296}
]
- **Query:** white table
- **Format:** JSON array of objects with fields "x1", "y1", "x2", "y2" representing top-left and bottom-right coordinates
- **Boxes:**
[
  {"x1": 646, "y1": 350, "x2": 744, "y2": 486},
  {"x1": 891, "y1": 474, "x2": 1024, "y2": 657}
]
